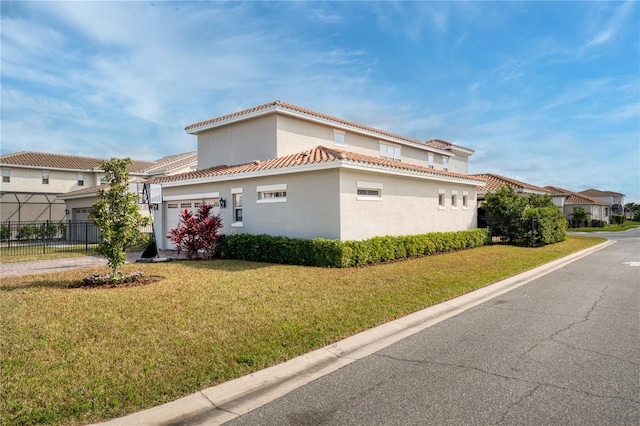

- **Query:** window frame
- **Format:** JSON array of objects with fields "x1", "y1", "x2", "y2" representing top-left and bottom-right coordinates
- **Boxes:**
[
  {"x1": 41, "y1": 170, "x2": 50, "y2": 185},
  {"x1": 357, "y1": 181, "x2": 383, "y2": 201},
  {"x1": 2, "y1": 168, "x2": 10, "y2": 183},
  {"x1": 443, "y1": 156, "x2": 449, "y2": 171},
  {"x1": 257, "y1": 184, "x2": 287, "y2": 204},
  {"x1": 428, "y1": 153, "x2": 434, "y2": 169},
  {"x1": 438, "y1": 189, "x2": 446, "y2": 209},
  {"x1": 333, "y1": 130, "x2": 345, "y2": 146},
  {"x1": 232, "y1": 188, "x2": 243, "y2": 227},
  {"x1": 77, "y1": 173, "x2": 84, "y2": 187},
  {"x1": 380, "y1": 142, "x2": 402, "y2": 162},
  {"x1": 462, "y1": 191, "x2": 469, "y2": 209},
  {"x1": 451, "y1": 191, "x2": 458, "y2": 210}
]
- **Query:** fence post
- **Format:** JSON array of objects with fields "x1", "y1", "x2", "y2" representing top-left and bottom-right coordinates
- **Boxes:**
[
  {"x1": 85, "y1": 221, "x2": 89, "y2": 251},
  {"x1": 42, "y1": 220, "x2": 47, "y2": 254},
  {"x1": 7, "y1": 221, "x2": 11, "y2": 249}
]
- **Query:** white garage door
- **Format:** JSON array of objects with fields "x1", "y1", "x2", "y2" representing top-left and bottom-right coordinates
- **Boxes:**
[{"x1": 165, "y1": 199, "x2": 220, "y2": 250}]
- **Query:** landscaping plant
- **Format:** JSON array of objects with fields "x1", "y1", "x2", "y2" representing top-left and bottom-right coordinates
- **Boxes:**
[
  {"x1": 89, "y1": 158, "x2": 151, "y2": 278},
  {"x1": 167, "y1": 202, "x2": 222, "y2": 259}
]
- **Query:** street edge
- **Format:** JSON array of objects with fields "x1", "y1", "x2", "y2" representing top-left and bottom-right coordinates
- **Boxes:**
[{"x1": 96, "y1": 239, "x2": 615, "y2": 426}]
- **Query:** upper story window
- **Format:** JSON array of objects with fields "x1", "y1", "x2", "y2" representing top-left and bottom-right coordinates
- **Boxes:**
[
  {"x1": 333, "y1": 130, "x2": 345, "y2": 146},
  {"x1": 443, "y1": 156, "x2": 449, "y2": 171},
  {"x1": 2, "y1": 168, "x2": 10, "y2": 183},
  {"x1": 428, "y1": 153, "x2": 434, "y2": 169},
  {"x1": 100, "y1": 174, "x2": 108, "y2": 183},
  {"x1": 42, "y1": 171, "x2": 50, "y2": 185},
  {"x1": 380, "y1": 142, "x2": 401, "y2": 161},
  {"x1": 77, "y1": 173, "x2": 84, "y2": 187}
]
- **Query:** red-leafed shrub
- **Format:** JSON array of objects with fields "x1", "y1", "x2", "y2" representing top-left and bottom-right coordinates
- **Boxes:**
[{"x1": 167, "y1": 203, "x2": 223, "y2": 259}]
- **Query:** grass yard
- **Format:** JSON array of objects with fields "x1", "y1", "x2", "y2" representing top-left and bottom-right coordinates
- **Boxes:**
[
  {"x1": 568, "y1": 220, "x2": 640, "y2": 233},
  {"x1": 0, "y1": 236, "x2": 604, "y2": 425}
]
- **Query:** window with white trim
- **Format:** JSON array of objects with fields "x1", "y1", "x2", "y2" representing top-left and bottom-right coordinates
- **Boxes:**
[
  {"x1": 2, "y1": 168, "x2": 10, "y2": 183},
  {"x1": 462, "y1": 191, "x2": 469, "y2": 209},
  {"x1": 232, "y1": 188, "x2": 243, "y2": 226},
  {"x1": 357, "y1": 181, "x2": 383, "y2": 201},
  {"x1": 451, "y1": 191, "x2": 458, "y2": 209},
  {"x1": 438, "y1": 189, "x2": 446, "y2": 209},
  {"x1": 443, "y1": 156, "x2": 449, "y2": 171},
  {"x1": 77, "y1": 173, "x2": 84, "y2": 187},
  {"x1": 257, "y1": 184, "x2": 287, "y2": 203},
  {"x1": 42, "y1": 171, "x2": 49, "y2": 185},
  {"x1": 428, "y1": 153, "x2": 434, "y2": 169},
  {"x1": 334, "y1": 130, "x2": 345, "y2": 145},
  {"x1": 380, "y1": 142, "x2": 402, "y2": 161}
]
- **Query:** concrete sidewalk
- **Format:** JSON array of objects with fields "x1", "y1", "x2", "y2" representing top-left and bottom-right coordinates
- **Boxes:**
[
  {"x1": 92, "y1": 240, "x2": 615, "y2": 426},
  {"x1": 0, "y1": 250, "x2": 182, "y2": 278}
]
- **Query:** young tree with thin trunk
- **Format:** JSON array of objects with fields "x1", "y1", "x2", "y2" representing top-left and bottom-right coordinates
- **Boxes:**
[{"x1": 90, "y1": 158, "x2": 151, "y2": 276}]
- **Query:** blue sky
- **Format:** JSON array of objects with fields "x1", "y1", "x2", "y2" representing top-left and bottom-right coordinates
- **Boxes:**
[{"x1": 1, "y1": 1, "x2": 639, "y2": 202}]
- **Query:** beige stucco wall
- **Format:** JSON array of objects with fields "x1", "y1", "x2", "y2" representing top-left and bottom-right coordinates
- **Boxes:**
[
  {"x1": 157, "y1": 168, "x2": 342, "y2": 249},
  {"x1": 564, "y1": 204, "x2": 609, "y2": 224},
  {"x1": 273, "y1": 114, "x2": 469, "y2": 173},
  {"x1": 338, "y1": 169, "x2": 478, "y2": 240},
  {"x1": 0, "y1": 167, "x2": 100, "y2": 195},
  {"x1": 196, "y1": 115, "x2": 278, "y2": 170}
]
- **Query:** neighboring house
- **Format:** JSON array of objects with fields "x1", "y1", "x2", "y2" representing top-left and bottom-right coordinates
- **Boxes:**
[
  {"x1": 469, "y1": 173, "x2": 550, "y2": 228},
  {"x1": 60, "y1": 101, "x2": 484, "y2": 247},
  {"x1": 544, "y1": 186, "x2": 611, "y2": 224},
  {"x1": 578, "y1": 189, "x2": 625, "y2": 216},
  {"x1": 0, "y1": 151, "x2": 197, "y2": 222}
]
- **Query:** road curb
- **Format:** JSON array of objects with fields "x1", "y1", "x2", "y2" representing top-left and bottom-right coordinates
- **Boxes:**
[{"x1": 96, "y1": 240, "x2": 615, "y2": 426}]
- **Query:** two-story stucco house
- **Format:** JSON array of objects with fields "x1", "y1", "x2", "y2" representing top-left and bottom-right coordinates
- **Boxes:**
[
  {"x1": 545, "y1": 186, "x2": 611, "y2": 224},
  {"x1": 139, "y1": 101, "x2": 485, "y2": 248},
  {"x1": 0, "y1": 151, "x2": 197, "y2": 222},
  {"x1": 578, "y1": 189, "x2": 625, "y2": 216}
]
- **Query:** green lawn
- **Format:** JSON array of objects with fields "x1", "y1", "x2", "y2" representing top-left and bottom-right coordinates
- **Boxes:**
[
  {"x1": 568, "y1": 220, "x2": 640, "y2": 233},
  {"x1": 0, "y1": 236, "x2": 604, "y2": 425}
]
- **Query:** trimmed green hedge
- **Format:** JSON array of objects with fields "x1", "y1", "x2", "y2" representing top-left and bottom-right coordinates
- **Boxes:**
[{"x1": 215, "y1": 228, "x2": 490, "y2": 268}]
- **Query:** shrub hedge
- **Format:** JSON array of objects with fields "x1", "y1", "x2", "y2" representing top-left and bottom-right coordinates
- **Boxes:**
[{"x1": 215, "y1": 228, "x2": 490, "y2": 268}]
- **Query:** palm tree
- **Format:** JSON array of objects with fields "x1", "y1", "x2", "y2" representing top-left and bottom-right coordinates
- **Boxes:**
[{"x1": 569, "y1": 207, "x2": 591, "y2": 228}]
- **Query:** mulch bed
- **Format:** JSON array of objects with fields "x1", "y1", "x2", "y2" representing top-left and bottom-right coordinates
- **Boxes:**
[{"x1": 68, "y1": 276, "x2": 165, "y2": 289}]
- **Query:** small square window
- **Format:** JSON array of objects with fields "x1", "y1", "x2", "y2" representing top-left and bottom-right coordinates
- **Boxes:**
[
  {"x1": 42, "y1": 171, "x2": 50, "y2": 185},
  {"x1": 334, "y1": 130, "x2": 345, "y2": 145}
]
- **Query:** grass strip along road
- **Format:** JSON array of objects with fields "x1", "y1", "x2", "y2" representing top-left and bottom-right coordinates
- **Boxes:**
[{"x1": 1, "y1": 236, "x2": 603, "y2": 425}]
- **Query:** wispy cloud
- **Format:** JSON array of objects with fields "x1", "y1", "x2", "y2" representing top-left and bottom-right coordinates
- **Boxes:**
[{"x1": 581, "y1": 1, "x2": 636, "y2": 52}]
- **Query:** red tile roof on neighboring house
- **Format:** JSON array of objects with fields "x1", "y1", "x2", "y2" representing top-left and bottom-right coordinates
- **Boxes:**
[
  {"x1": 185, "y1": 101, "x2": 475, "y2": 155},
  {"x1": 150, "y1": 146, "x2": 485, "y2": 185},
  {"x1": 470, "y1": 173, "x2": 547, "y2": 193},
  {"x1": 544, "y1": 186, "x2": 609, "y2": 205},
  {"x1": 0, "y1": 151, "x2": 196, "y2": 175},
  {"x1": 578, "y1": 188, "x2": 624, "y2": 197}
]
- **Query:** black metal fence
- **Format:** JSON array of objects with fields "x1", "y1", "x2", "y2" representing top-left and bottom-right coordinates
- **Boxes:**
[{"x1": 0, "y1": 220, "x2": 152, "y2": 257}]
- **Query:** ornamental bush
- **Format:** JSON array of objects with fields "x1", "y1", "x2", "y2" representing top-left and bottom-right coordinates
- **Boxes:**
[
  {"x1": 167, "y1": 203, "x2": 223, "y2": 260},
  {"x1": 215, "y1": 228, "x2": 489, "y2": 268}
]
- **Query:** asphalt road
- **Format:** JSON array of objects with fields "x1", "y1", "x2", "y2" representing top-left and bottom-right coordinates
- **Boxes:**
[{"x1": 225, "y1": 229, "x2": 640, "y2": 425}]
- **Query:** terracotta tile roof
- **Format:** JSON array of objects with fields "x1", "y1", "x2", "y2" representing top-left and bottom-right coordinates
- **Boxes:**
[
  {"x1": 578, "y1": 188, "x2": 624, "y2": 197},
  {"x1": 544, "y1": 186, "x2": 609, "y2": 205},
  {"x1": 424, "y1": 139, "x2": 475, "y2": 157},
  {"x1": 470, "y1": 173, "x2": 547, "y2": 193},
  {"x1": 185, "y1": 101, "x2": 475, "y2": 155},
  {"x1": 150, "y1": 146, "x2": 484, "y2": 185},
  {"x1": 137, "y1": 151, "x2": 197, "y2": 174},
  {"x1": 0, "y1": 151, "x2": 196, "y2": 175}
]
